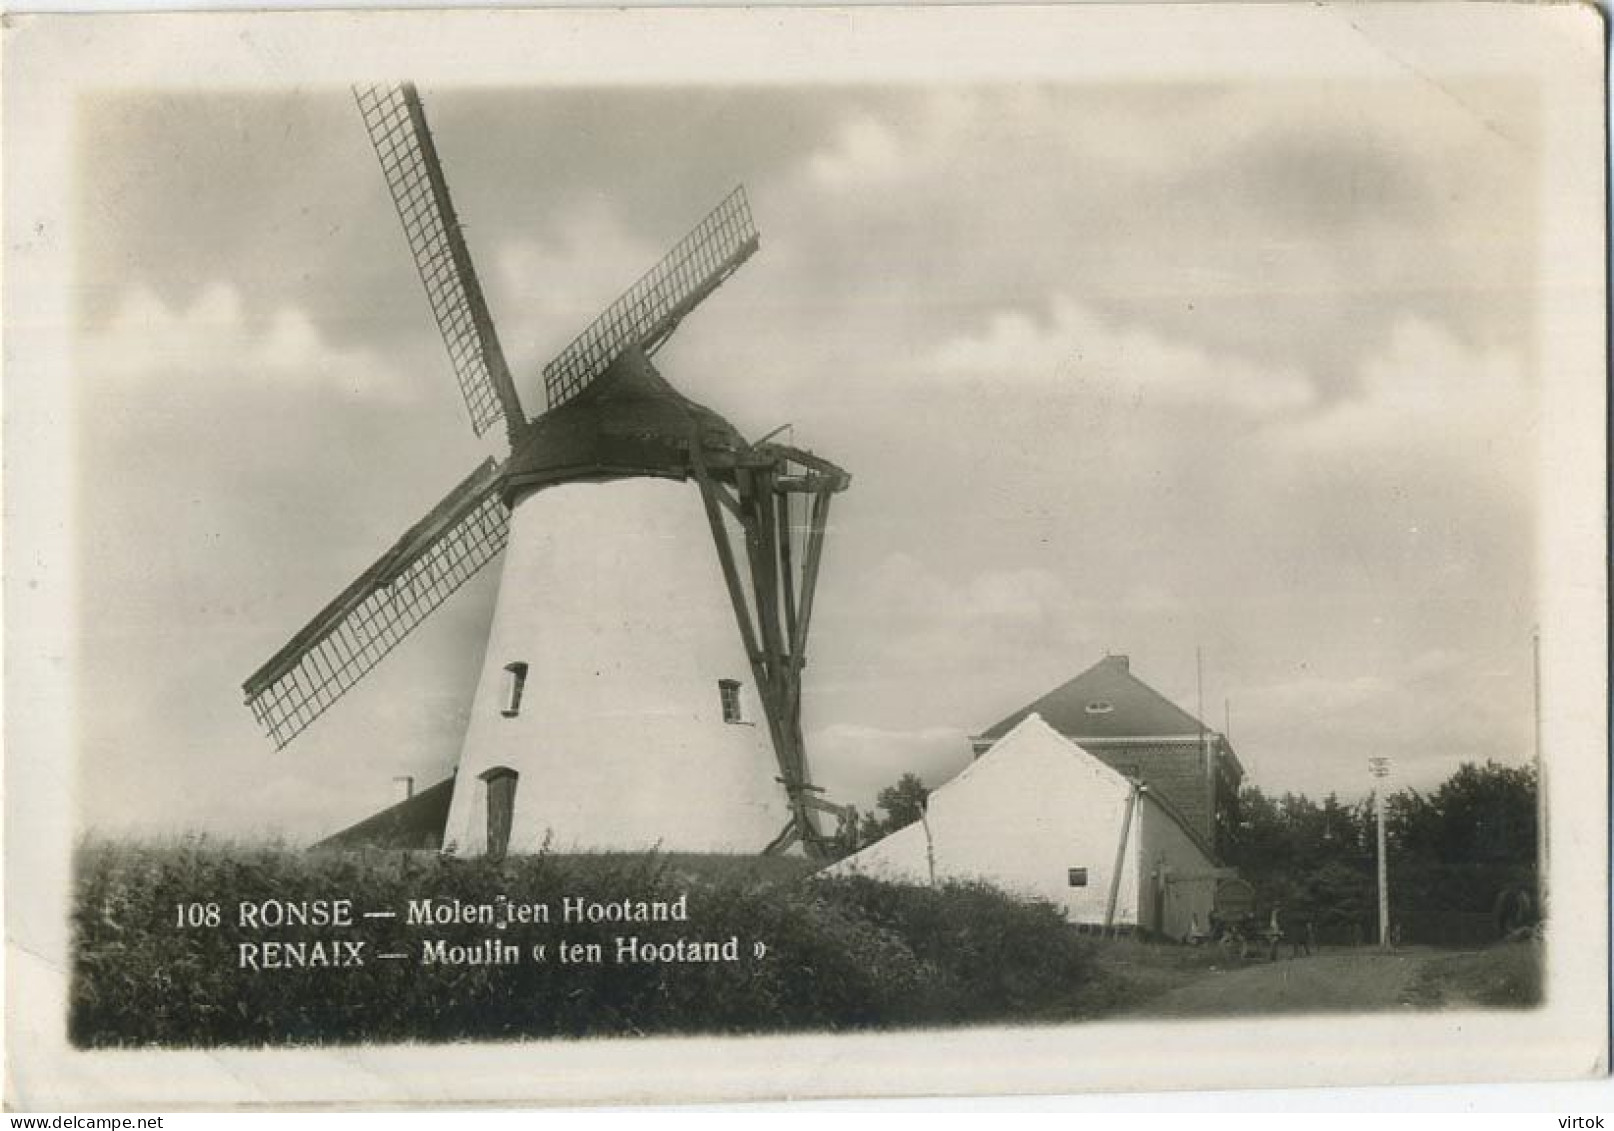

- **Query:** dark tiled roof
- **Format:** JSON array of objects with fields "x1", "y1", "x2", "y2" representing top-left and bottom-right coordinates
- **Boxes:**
[
  {"x1": 978, "y1": 654, "x2": 1209, "y2": 743},
  {"x1": 312, "y1": 776, "x2": 454, "y2": 852}
]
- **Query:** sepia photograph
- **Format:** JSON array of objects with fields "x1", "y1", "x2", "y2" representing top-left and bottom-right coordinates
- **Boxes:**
[{"x1": 3, "y1": 2, "x2": 1606, "y2": 1109}]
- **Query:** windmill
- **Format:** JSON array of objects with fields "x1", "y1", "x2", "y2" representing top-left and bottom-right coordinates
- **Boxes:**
[{"x1": 242, "y1": 84, "x2": 850, "y2": 859}]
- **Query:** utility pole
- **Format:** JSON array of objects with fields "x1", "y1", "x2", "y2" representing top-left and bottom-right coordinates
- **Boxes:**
[
  {"x1": 1533, "y1": 628, "x2": 1548, "y2": 929},
  {"x1": 1369, "y1": 756, "x2": 1392, "y2": 949},
  {"x1": 1197, "y1": 647, "x2": 1212, "y2": 838}
]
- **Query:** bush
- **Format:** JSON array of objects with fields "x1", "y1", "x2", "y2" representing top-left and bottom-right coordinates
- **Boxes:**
[{"x1": 71, "y1": 837, "x2": 1098, "y2": 1047}]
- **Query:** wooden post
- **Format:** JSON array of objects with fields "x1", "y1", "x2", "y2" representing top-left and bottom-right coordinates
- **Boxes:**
[
  {"x1": 776, "y1": 491, "x2": 800, "y2": 660},
  {"x1": 696, "y1": 441, "x2": 828, "y2": 856},
  {"x1": 794, "y1": 492, "x2": 832, "y2": 657},
  {"x1": 738, "y1": 471, "x2": 790, "y2": 754},
  {"x1": 1369, "y1": 756, "x2": 1391, "y2": 949},
  {"x1": 919, "y1": 801, "x2": 937, "y2": 887},
  {"x1": 693, "y1": 450, "x2": 790, "y2": 782},
  {"x1": 765, "y1": 820, "x2": 800, "y2": 856},
  {"x1": 1534, "y1": 628, "x2": 1548, "y2": 928},
  {"x1": 753, "y1": 466, "x2": 825, "y2": 850},
  {"x1": 691, "y1": 442, "x2": 764, "y2": 677},
  {"x1": 1104, "y1": 782, "x2": 1142, "y2": 932}
]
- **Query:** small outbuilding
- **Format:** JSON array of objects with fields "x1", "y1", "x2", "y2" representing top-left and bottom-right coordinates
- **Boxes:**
[
  {"x1": 826, "y1": 713, "x2": 1229, "y2": 939},
  {"x1": 312, "y1": 776, "x2": 455, "y2": 852}
]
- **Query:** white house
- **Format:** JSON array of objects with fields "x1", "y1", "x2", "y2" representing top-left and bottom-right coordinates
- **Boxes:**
[{"x1": 826, "y1": 714, "x2": 1226, "y2": 938}]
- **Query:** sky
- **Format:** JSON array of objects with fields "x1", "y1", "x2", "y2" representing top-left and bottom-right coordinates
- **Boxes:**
[{"x1": 70, "y1": 73, "x2": 1546, "y2": 841}]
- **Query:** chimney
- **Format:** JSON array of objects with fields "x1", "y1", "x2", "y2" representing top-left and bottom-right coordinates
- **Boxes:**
[
  {"x1": 1105, "y1": 653, "x2": 1130, "y2": 672},
  {"x1": 392, "y1": 775, "x2": 415, "y2": 804}
]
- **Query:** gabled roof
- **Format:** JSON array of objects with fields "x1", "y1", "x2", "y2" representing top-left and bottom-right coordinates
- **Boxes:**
[
  {"x1": 977, "y1": 654, "x2": 1209, "y2": 743},
  {"x1": 996, "y1": 715, "x2": 1218, "y2": 858},
  {"x1": 312, "y1": 776, "x2": 454, "y2": 852},
  {"x1": 832, "y1": 712, "x2": 1218, "y2": 871}
]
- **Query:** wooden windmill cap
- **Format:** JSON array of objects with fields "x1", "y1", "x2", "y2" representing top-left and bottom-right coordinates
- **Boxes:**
[{"x1": 502, "y1": 346, "x2": 748, "y2": 500}]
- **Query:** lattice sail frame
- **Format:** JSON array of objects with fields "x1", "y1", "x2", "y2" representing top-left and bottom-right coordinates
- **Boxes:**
[
  {"x1": 355, "y1": 84, "x2": 522, "y2": 441},
  {"x1": 247, "y1": 95, "x2": 768, "y2": 752},
  {"x1": 543, "y1": 186, "x2": 758, "y2": 412},
  {"x1": 243, "y1": 461, "x2": 510, "y2": 748}
]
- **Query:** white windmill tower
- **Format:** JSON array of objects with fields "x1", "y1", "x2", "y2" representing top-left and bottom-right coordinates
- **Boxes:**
[{"x1": 242, "y1": 85, "x2": 850, "y2": 859}]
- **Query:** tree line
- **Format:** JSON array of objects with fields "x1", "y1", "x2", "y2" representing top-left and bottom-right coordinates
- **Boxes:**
[
  {"x1": 844, "y1": 760, "x2": 1540, "y2": 945},
  {"x1": 1219, "y1": 760, "x2": 1539, "y2": 944}
]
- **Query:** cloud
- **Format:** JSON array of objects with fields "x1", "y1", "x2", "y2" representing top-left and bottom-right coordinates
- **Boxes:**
[
  {"x1": 67, "y1": 85, "x2": 1546, "y2": 841},
  {"x1": 853, "y1": 552, "x2": 1091, "y2": 658},
  {"x1": 806, "y1": 115, "x2": 905, "y2": 192},
  {"x1": 490, "y1": 203, "x2": 662, "y2": 381},
  {"x1": 1121, "y1": 583, "x2": 1183, "y2": 615},
  {"x1": 809, "y1": 724, "x2": 974, "y2": 812},
  {"x1": 72, "y1": 282, "x2": 495, "y2": 840},
  {"x1": 927, "y1": 294, "x2": 1317, "y2": 418},
  {"x1": 86, "y1": 283, "x2": 411, "y2": 405},
  {"x1": 807, "y1": 550, "x2": 1104, "y2": 744},
  {"x1": 1280, "y1": 317, "x2": 1532, "y2": 470},
  {"x1": 1229, "y1": 644, "x2": 1533, "y2": 803}
]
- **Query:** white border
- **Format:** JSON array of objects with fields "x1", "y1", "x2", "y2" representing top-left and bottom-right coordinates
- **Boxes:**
[{"x1": 3, "y1": 2, "x2": 1606, "y2": 1110}]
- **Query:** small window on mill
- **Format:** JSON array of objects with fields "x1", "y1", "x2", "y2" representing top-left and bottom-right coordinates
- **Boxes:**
[
  {"x1": 718, "y1": 679, "x2": 744, "y2": 724},
  {"x1": 1085, "y1": 700, "x2": 1115, "y2": 715},
  {"x1": 501, "y1": 662, "x2": 529, "y2": 717}
]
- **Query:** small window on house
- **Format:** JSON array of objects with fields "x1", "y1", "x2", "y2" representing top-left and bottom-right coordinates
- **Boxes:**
[
  {"x1": 1068, "y1": 867, "x2": 1089, "y2": 887},
  {"x1": 1085, "y1": 700, "x2": 1114, "y2": 714},
  {"x1": 501, "y1": 662, "x2": 529, "y2": 717},
  {"x1": 718, "y1": 679, "x2": 744, "y2": 724}
]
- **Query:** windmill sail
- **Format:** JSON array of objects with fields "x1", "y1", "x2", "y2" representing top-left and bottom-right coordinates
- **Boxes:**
[
  {"x1": 243, "y1": 459, "x2": 510, "y2": 748},
  {"x1": 542, "y1": 185, "x2": 759, "y2": 412},
  {"x1": 355, "y1": 84, "x2": 526, "y2": 444}
]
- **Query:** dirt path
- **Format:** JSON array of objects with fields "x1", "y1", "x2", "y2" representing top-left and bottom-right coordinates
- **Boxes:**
[{"x1": 1131, "y1": 948, "x2": 1439, "y2": 1018}]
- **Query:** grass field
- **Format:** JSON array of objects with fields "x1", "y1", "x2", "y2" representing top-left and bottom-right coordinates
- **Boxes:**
[
  {"x1": 71, "y1": 836, "x2": 1544, "y2": 1047},
  {"x1": 71, "y1": 836, "x2": 1099, "y2": 1047}
]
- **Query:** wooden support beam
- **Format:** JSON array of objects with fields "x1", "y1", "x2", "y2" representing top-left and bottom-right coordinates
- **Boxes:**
[
  {"x1": 776, "y1": 490, "x2": 800, "y2": 665},
  {"x1": 742, "y1": 467, "x2": 824, "y2": 852},
  {"x1": 761, "y1": 490, "x2": 826, "y2": 851},
  {"x1": 753, "y1": 469, "x2": 789, "y2": 685},
  {"x1": 734, "y1": 470, "x2": 776, "y2": 685},
  {"x1": 778, "y1": 486, "x2": 833, "y2": 849},
  {"x1": 697, "y1": 451, "x2": 819, "y2": 857},
  {"x1": 794, "y1": 491, "x2": 833, "y2": 658},
  {"x1": 691, "y1": 442, "x2": 765, "y2": 675},
  {"x1": 692, "y1": 440, "x2": 797, "y2": 804},
  {"x1": 1104, "y1": 782, "x2": 1142, "y2": 930},
  {"x1": 801, "y1": 793, "x2": 850, "y2": 817},
  {"x1": 764, "y1": 820, "x2": 800, "y2": 857},
  {"x1": 755, "y1": 441, "x2": 851, "y2": 485},
  {"x1": 709, "y1": 480, "x2": 742, "y2": 519},
  {"x1": 773, "y1": 474, "x2": 843, "y2": 494}
]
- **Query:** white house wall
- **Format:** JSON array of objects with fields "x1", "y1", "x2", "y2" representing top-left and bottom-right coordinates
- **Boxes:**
[
  {"x1": 825, "y1": 812, "x2": 933, "y2": 885},
  {"x1": 443, "y1": 476, "x2": 790, "y2": 856},
  {"x1": 1136, "y1": 797, "x2": 1220, "y2": 940},
  {"x1": 826, "y1": 715, "x2": 1143, "y2": 926}
]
